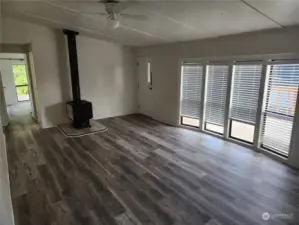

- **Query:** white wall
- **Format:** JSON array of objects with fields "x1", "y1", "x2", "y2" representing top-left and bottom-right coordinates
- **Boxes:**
[
  {"x1": 0, "y1": 96, "x2": 14, "y2": 225},
  {"x1": 0, "y1": 69, "x2": 14, "y2": 225},
  {"x1": 134, "y1": 27, "x2": 299, "y2": 169},
  {"x1": 2, "y1": 17, "x2": 137, "y2": 128},
  {"x1": 0, "y1": 1, "x2": 15, "y2": 224},
  {"x1": 77, "y1": 35, "x2": 137, "y2": 119}
]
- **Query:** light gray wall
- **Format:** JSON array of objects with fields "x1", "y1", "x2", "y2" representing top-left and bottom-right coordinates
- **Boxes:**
[
  {"x1": 77, "y1": 35, "x2": 137, "y2": 119},
  {"x1": 0, "y1": 1, "x2": 15, "y2": 224},
  {"x1": 0, "y1": 115, "x2": 14, "y2": 225},
  {"x1": 2, "y1": 17, "x2": 137, "y2": 128},
  {"x1": 134, "y1": 27, "x2": 299, "y2": 169}
]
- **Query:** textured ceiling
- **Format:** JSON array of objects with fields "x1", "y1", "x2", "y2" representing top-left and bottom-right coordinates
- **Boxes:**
[{"x1": 2, "y1": 0, "x2": 299, "y2": 46}]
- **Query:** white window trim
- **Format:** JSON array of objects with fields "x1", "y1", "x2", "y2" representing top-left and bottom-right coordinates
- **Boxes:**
[
  {"x1": 199, "y1": 62, "x2": 207, "y2": 131},
  {"x1": 224, "y1": 63, "x2": 233, "y2": 139},
  {"x1": 253, "y1": 60, "x2": 268, "y2": 150}
]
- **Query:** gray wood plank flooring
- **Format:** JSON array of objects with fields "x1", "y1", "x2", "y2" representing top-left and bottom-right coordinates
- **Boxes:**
[{"x1": 5, "y1": 111, "x2": 299, "y2": 225}]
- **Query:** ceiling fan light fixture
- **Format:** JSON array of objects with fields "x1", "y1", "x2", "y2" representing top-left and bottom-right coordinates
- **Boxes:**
[{"x1": 107, "y1": 18, "x2": 120, "y2": 29}]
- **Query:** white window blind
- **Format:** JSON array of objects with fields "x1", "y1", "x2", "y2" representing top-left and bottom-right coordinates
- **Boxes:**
[
  {"x1": 180, "y1": 63, "x2": 203, "y2": 119},
  {"x1": 231, "y1": 64, "x2": 262, "y2": 123},
  {"x1": 205, "y1": 64, "x2": 229, "y2": 127},
  {"x1": 261, "y1": 63, "x2": 299, "y2": 155}
]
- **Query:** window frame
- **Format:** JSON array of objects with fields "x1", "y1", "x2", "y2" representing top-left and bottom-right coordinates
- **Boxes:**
[
  {"x1": 204, "y1": 122, "x2": 224, "y2": 135},
  {"x1": 203, "y1": 62, "x2": 230, "y2": 136},
  {"x1": 259, "y1": 63, "x2": 299, "y2": 157},
  {"x1": 15, "y1": 84, "x2": 29, "y2": 102},
  {"x1": 261, "y1": 144, "x2": 289, "y2": 158},
  {"x1": 228, "y1": 62, "x2": 263, "y2": 145},
  {"x1": 12, "y1": 64, "x2": 30, "y2": 102},
  {"x1": 180, "y1": 116, "x2": 200, "y2": 128},
  {"x1": 228, "y1": 119, "x2": 255, "y2": 144},
  {"x1": 179, "y1": 61, "x2": 204, "y2": 129},
  {"x1": 178, "y1": 54, "x2": 299, "y2": 163}
]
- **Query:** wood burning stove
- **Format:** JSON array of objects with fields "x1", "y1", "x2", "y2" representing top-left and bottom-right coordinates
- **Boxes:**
[{"x1": 63, "y1": 29, "x2": 93, "y2": 129}]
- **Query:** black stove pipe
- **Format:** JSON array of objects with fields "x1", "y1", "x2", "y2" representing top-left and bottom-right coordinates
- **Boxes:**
[
  {"x1": 63, "y1": 29, "x2": 81, "y2": 102},
  {"x1": 63, "y1": 29, "x2": 93, "y2": 129}
]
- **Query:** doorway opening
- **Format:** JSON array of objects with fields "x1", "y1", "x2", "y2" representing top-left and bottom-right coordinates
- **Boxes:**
[{"x1": 0, "y1": 53, "x2": 36, "y2": 126}]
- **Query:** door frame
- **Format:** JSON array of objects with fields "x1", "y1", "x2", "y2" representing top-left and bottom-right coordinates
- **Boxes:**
[{"x1": 0, "y1": 44, "x2": 41, "y2": 125}]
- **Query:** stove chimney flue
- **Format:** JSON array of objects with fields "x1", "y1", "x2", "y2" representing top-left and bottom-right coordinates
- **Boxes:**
[
  {"x1": 63, "y1": 29, "x2": 81, "y2": 102},
  {"x1": 63, "y1": 29, "x2": 93, "y2": 129}
]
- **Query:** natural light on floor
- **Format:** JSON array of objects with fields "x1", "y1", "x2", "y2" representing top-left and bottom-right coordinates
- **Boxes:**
[{"x1": 17, "y1": 95, "x2": 30, "y2": 101}]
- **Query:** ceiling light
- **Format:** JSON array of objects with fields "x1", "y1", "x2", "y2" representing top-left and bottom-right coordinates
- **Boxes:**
[{"x1": 107, "y1": 18, "x2": 120, "y2": 29}]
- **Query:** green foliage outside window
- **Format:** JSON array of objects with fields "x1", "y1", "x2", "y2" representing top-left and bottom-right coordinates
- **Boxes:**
[{"x1": 13, "y1": 65, "x2": 29, "y2": 96}]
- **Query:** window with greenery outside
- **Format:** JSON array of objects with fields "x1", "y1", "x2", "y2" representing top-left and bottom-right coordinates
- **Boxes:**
[{"x1": 13, "y1": 65, "x2": 29, "y2": 98}]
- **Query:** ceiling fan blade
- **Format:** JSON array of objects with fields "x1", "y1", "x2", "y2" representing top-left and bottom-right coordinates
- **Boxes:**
[
  {"x1": 98, "y1": 0, "x2": 118, "y2": 3},
  {"x1": 120, "y1": 13, "x2": 147, "y2": 21},
  {"x1": 80, "y1": 12, "x2": 108, "y2": 16}
]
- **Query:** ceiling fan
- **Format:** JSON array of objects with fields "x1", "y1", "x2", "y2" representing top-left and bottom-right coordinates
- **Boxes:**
[{"x1": 82, "y1": 0, "x2": 147, "y2": 29}]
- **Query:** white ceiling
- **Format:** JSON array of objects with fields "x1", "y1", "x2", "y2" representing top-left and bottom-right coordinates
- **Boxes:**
[{"x1": 2, "y1": 0, "x2": 299, "y2": 46}]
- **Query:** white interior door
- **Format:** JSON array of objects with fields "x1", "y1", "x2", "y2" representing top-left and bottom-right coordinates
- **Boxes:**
[
  {"x1": 0, "y1": 72, "x2": 9, "y2": 126},
  {"x1": 0, "y1": 61, "x2": 18, "y2": 106},
  {"x1": 138, "y1": 58, "x2": 153, "y2": 117}
]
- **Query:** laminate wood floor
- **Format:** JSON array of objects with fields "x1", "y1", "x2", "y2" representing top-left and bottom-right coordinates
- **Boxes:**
[{"x1": 5, "y1": 111, "x2": 299, "y2": 225}]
